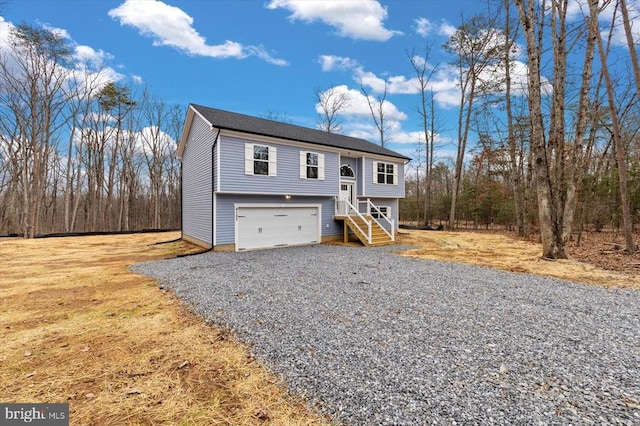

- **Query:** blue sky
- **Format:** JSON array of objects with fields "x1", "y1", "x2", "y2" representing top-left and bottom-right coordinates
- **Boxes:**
[
  {"x1": 1, "y1": 0, "x2": 635, "y2": 163},
  {"x1": 0, "y1": 0, "x2": 493, "y2": 162}
]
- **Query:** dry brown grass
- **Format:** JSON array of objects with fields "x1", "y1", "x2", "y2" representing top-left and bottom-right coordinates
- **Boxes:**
[
  {"x1": 397, "y1": 230, "x2": 640, "y2": 290},
  {"x1": 0, "y1": 232, "x2": 330, "y2": 426},
  {"x1": 3, "y1": 230, "x2": 635, "y2": 425}
]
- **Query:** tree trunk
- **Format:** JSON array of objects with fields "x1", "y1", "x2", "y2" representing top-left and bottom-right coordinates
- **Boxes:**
[
  {"x1": 514, "y1": 0, "x2": 565, "y2": 258},
  {"x1": 561, "y1": 0, "x2": 598, "y2": 244},
  {"x1": 592, "y1": 0, "x2": 635, "y2": 254},
  {"x1": 619, "y1": 0, "x2": 640, "y2": 103},
  {"x1": 503, "y1": 0, "x2": 526, "y2": 237}
]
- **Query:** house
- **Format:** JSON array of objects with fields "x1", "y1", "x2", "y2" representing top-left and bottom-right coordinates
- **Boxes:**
[{"x1": 177, "y1": 104, "x2": 410, "y2": 251}]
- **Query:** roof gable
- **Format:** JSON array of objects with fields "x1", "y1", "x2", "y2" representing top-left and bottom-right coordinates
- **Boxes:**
[{"x1": 185, "y1": 104, "x2": 410, "y2": 161}]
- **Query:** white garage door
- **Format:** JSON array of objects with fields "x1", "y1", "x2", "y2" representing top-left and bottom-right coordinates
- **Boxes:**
[{"x1": 236, "y1": 206, "x2": 320, "y2": 251}]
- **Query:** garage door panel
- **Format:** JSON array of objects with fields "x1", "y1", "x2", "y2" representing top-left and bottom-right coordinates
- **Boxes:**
[{"x1": 236, "y1": 206, "x2": 320, "y2": 251}]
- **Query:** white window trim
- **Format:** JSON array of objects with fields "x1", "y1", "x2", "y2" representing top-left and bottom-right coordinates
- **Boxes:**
[
  {"x1": 372, "y1": 161, "x2": 397, "y2": 185},
  {"x1": 340, "y1": 164, "x2": 355, "y2": 178},
  {"x1": 371, "y1": 205, "x2": 389, "y2": 219},
  {"x1": 300, "y1": 151, "x2": 325, "y2": 180},
  {"x1": 245, "y1": 143, "x2": 277, "y2": 176}
]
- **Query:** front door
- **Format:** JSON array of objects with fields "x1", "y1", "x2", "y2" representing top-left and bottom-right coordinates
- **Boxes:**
[{"x1": 339, "y1": 182, "x2": 354, "y2": 214}]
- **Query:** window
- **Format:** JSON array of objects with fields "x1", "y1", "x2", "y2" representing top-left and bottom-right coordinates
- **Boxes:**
[
  {"x1": 306, "y1": 152, "x2": 318, "y2": 179},
  {"x1": 374, "y1": 161, "x2": 396, "y2": 185},
  {"x1": 245, "y1": 143, "x2": 277, "y2": 176},
  {"x1": 253, "y1": 145, "x2": 269, "y2": 175},
  {"x1": 340, "y1": 165, "x2": 355, "y2": 178},
  {"x1": 299, "y1": 151, "x2": 324, "y2": 180},
  {"x1": 371, "y1": 206, "x2": 389, "y2": 219}
]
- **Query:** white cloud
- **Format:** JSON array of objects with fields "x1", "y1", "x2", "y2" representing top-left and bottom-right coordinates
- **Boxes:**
[
  {"x1": 319, "y1": 55, "x2": 359, "y2": 72},
  {"x1": 439, "y1": 21, "x2": 457, "y2": 37},
  {"x1": 39, "y1": 22, "x2": 71, "y2": 40},
  {"x1": 415, "y1": 17, "x2": 434, "y2": 37},
  {"x1": 565, "y1": 0, "x2": 640, "y2": 46},
  {"x1": 356, "y1": 71, "x2": 422, "y2": 95},
  {"x1": 131, "y1": 74, "x2": 143, "y2": 84},
  {"x1": 387, "y1": 129, "x2": 454, "y2": 148},
  {"x1": 389, "y1": 130, "x2": 426, "y2": 144},
  {"x1": 386, "y1": 75, "x2": 422, "y2": 94},
  {"x1": 605, "y1": 0, "x2": 640, "y2": 46},
  {"x1": 0, "y1": 17, "x2": 125, "y2": 92},
  {"x1": 0, "y1": 16, "x2": 13, "y2": 50},
  {"x1": 109, "y1": 0, "x2": 288, "y2": 65},
  {"x1": 318, "y1": 85, "x2": 407, "y2": 119},
  {"x1": 355, "y1": 65, "x2": 454, "y2": 98},
  {"x1": 434, "y1": 88, "x2": 461, "y2": 108},
  {"x1": 315, "y1": 85, "x2": 408, "y2": 145},
  {"x1": 266, "y1": 0, "x2": 400, "y2": 41},
  {"x1": 353, "y1": 67, "x2": 389, "y2": 93},
  {"x1": 314, "y1": 84, "x2": 459, "y2": 153},
  {"x1": 246, "y1": 45, "x2": 289, "y2": 66},
  {"x1": 74, "y1": 45, "x2": 113, "y2": 68}
]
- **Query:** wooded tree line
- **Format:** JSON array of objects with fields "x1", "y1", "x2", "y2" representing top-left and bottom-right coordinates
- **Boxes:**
[
  {"x1": 0, "y1": 24, "x2": 182, "y2": 237},
  {"x1": 2, "y1": 1, "x2": 639, "y2": 261},
  {"x1": 394, "y1": 0, "x2": 638, "y2": 258}
]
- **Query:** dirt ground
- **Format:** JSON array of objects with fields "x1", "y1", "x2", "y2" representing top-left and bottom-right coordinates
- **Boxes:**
[
  {"x1": 1, "y1": 230, "x2": 637, "y2": 425},
  {"x1": 397, "y1": 229, "x2": 640, "y2": 290}
]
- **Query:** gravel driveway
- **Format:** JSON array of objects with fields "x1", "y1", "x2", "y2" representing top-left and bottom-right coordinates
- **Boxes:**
[{"x1": 132, "y1": 244, "x2": 640, "y2": 425}]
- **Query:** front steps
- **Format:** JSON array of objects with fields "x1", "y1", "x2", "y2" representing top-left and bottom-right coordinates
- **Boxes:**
[{"x1": 339, "y1": 214, "x2": 394, "y2": 246}]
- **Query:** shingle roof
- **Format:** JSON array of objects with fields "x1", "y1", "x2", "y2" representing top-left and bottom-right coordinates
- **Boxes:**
[{"x1": 190, "y1": 104, "x2": 411, "y2": 161}]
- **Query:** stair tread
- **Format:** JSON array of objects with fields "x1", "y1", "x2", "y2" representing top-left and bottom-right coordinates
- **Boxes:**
[{"x1": 344, "y1": 214, "x2": 394, "y2": 246}]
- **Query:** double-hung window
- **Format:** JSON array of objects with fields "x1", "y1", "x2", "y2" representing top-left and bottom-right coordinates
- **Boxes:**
[
  {"x1": 245, "y1": 143, "x2": 277, "y2": 176},
  {"x1": 253, "y1": 145, "x2": 269, "y2": 175},
  {"x1": 374, "y1": 161, "x2": 397, "y2": 185},
  {"x1": 306, "y1": 152, "x2": 318, "y2": 178},
  {"x1": 300, "y1": 151, "x2": 325, "y2": 180}
]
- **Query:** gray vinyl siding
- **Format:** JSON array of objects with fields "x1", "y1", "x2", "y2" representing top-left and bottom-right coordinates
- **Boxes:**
[
  {"x1": 182, "y1": 115, "x2": 214, "y2": 245},
  {"x1": 367, "y1": 198, "x2": 399, "y2": 231},
  {"x1": 218, "y1": 135, "x2": 339, "y2": 195},
  {"x1": 363, "y1": 157, "x2": 405, "y2": 198},
  {"x1": 215, "y1": 194, "x2": 341, "y2": 245},
  {"x1": 356, "y1": 157, "x2": 365, "y2": 197}
]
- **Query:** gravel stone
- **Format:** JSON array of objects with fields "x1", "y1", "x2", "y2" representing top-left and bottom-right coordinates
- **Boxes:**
[{"x1": 131, "y1": 244, "x2": 640, "y2": 425}]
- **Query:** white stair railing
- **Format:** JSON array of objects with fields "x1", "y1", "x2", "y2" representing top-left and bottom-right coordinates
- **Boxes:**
[
  {"x1": 342, "y1": 199, "x2": 371, "y2": 244},
  {"x1": 365, "y1": 200, "x2": 394, "y2": 241}
]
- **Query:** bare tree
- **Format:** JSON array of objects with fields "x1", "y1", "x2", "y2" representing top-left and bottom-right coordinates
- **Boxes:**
[
  {"x1": 407, "y1": 46, "x2": 438, "y2": 225},
  {"x1": 513, "y1": 0, "x2": 600, "y2": 259},
  {"x1": 62, "y1": 63, "x2": 108, "y2": 232},
  {"x1": 0, "y1": 24, "x2": 73, "y2": 237},
  {"x1": 443, "y1": 13, "x2": 507, "y2": 230},
  {"x1": 0, "y1": 21, "x2": 182, "y2": 235},
  {"x1": 259, "y1": 110, "x2": 293, "y2": 124},
  {"x1": 139, "y1": 89, "x2": 175, "y2": 229},
  {"x1": 361, "y1": 81, "x2": 390, "y2": 147},
  {"x1": 501, "y1": 0, "x2": 528, "y2": 237},
  {"x1": 96, "y1": 82, "x2": 136, "y2": 230},
  {"x1": 619, "y1": 0, "x2": 640, "y2": 103},
  {"x1": 314, "y1": 86, "x2": 350, "y2": 133},
  {"x1": 590, "y1": 0, "x2": 635, "y2": 254}
]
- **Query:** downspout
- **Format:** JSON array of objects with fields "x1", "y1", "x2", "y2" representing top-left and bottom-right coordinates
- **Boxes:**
[
  {"x1": 211, "y1": 128, "x2": 220, "y2": 249},
  {"x1": 176, "y1": 127, "x2": 220, "y2": 258}
]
